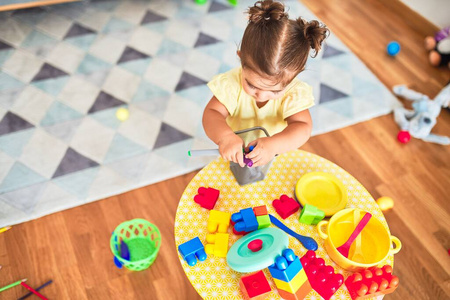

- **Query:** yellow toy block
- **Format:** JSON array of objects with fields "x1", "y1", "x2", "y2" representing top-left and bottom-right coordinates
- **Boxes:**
[
  {"x1": 257, "y1": 215, "x2": 270, "y2": 229},
  {"x1": 205, "y1": 233, "x2": 229, "y2": 257},
  {"x1": 207, "y1": 210, "x2": 231, "y2": 233},
  {"x1": 273, "y1": 269, "x2": 307, "y2": 293}
]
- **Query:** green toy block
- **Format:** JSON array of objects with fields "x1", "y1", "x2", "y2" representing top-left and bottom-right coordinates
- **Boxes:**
[
  {"x1": 195, "y1": 0, "x2": 208, "y2": 5},
  {"x1": 257, "y1": 215, "x2": 271, "y2": 229},
  {"x1": 228, "y1": 0, "x2": 238, "y2": 6},
  {"x1": 299, "y1": 204, "x2": 325, "y2": 225}
]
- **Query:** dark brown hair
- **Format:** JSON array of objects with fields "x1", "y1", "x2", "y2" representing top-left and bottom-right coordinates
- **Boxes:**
[{"x1": 240, "y1": 0, "x2": 329, "y2": 85}]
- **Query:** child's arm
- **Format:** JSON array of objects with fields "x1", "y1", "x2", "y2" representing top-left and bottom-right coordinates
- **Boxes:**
[
  {"x1": 245, "y1": 109, "x2": 312, "y2": 167},
  {"x1": 202, "y1": 97, "x2": 246, "y2": 167}
]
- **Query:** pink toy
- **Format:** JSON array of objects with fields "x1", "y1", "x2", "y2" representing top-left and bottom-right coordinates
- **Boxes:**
[
  {"x1": 239, "y1": 270, "x2": 272, "y2": 300},
  {"x1": 397, "y1": 130, "x2": 411, "y2": 143},
  {"x1": 336, "y1": 212, "x2": 372, "y2": 258},
  {"x1": 273, "y1": 195, "x2": 300, "y2": 219},
  {"x1": 248, "y1": 239, "x2": 263, "y2": 252},
  {"x1": 345, "y1": 265, "x2": 399, "y2": 300},
  {"x1": 300, "y1": 250, "x2": 344, "y2": 300},
  {"x1": 194, "y1": 187, "x2": 219, "y2": 209}
]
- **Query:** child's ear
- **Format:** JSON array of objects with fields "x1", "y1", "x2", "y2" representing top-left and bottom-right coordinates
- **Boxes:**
[{"x1": 236, "y1": 50, "x2": 241, "y2": 58}]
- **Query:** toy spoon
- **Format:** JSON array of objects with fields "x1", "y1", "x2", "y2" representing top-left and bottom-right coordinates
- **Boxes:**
[
  {"x1": 351, "y1": 209, "x2": 365, "y2": 263},
  {"x1": 269, "y1": 214, "x2": 318, "y2": 251},
  {"x1": 336, "y1": 212, "x2": 372, "y2": 258}
]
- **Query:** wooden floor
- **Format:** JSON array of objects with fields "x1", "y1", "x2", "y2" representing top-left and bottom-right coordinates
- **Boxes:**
[{"x1": 1, "y1": 0, "x2": 449, "y2": 299}]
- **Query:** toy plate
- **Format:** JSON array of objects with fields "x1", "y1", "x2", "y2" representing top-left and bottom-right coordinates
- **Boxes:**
[
  {"x1": 295, "y1": 172, "x2": 347, "y2": 217},
  {"x1": 226, "y1": 228, "x2": 288, "y2": 273}
]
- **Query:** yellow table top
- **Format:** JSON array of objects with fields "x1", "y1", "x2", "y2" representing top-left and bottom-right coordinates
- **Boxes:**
[{"x1": 175, "y1": 150, "x2": 393, "y2": 300}]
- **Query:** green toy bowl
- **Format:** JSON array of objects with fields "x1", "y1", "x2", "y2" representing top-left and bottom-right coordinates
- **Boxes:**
[{"x1": 110, "y1": 219, "x2": 162, "y2": 271}]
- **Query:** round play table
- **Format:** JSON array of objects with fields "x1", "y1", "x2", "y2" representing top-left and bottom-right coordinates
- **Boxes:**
[{"x1": 175, "y1": 150, "x2": 394, "y2": 299}]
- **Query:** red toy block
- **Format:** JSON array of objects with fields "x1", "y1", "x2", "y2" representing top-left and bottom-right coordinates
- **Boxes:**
[
  {"x1": 253, "y1": 205, "x2": 268, "y2": 216},
  {"x1": 239, "y1": 270, "x2": 272, "y2": 300},
  {"x1": 300, "y1": 250, "x2": 344, "y2": 300},
  {"x1": 345, "y1": 265, "x2": 399, "y2": 300},
  {"x1": 194, "y1": 187, "x2": 219, "y2": 209},
  {"x1": 272, "y1": 195, "x2": 300, "y2": 219}
]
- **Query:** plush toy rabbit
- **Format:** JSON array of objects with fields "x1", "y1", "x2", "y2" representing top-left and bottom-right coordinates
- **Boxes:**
[{"x1": 393, "y1": 84, "x2": 450, "y2": 145}]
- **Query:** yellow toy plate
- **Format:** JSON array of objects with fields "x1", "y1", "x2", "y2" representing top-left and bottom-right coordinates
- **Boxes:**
[{"x1": 295, "y1": 172, "x2": 348, "y2": 216}]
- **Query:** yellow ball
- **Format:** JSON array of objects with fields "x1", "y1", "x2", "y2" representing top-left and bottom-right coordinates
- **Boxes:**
[
  {"x1": 116, "y1": 107, "x2": 129, "y2": 121},
  {"x1": 376, "y1": 196, "x2": 394, "y2": 211}
]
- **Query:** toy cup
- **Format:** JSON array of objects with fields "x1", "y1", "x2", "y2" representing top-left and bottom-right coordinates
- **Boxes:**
[
  {"x1": 317, "y1": 208, "x2": 401, "y2": 272},
  {"x1": 230, "y1": 127, "x2": 274, "y2": 186},
  {"x1": 110, "y1": 218, "x2": 161, "y2": 271}
]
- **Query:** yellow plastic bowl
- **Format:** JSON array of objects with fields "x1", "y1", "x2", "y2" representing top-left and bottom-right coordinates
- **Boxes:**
[{"x1": 317, "y1": 208, "x2": 401, "y2": 272}]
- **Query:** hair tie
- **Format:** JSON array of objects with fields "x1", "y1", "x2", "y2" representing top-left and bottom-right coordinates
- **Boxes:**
[{"x1": 264, "y1": 16, "x2": 270, "y2": 20}]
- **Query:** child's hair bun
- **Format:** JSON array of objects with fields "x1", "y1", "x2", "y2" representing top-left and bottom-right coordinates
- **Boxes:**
[
  {"x1": 247, "y1": 0, "x2": 288, "y2": 24},
  {"x1": 296, "y1": 18, "x2": 329, "y2": 57}
]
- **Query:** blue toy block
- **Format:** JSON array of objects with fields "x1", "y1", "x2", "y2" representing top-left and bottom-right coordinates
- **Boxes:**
[
  {"x1": 178, "y1": 237, "x2": 207, "y2": 266},
  {"x1": 269, "y1": 249, "x2": 303, "y2": 282},
  {"x1": 232, "y1": 207, "x2": 258, "y2": 232}
]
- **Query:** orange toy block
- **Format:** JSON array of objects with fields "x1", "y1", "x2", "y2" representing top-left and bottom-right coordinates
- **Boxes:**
[
  {"x1": 205, "y1": 233, "x2": 229, "y2": 257},
  {"x1": 277, "y1": 281, "x2": 312, "y2": 300},
  {"x1": 253, "y1": 205, "x2": 268, "y2": 216},
  {"x1": 207, "y1": 210, "x2": 231, "y2": 233},
  {"x1": 239, "y1": 270, "x2": 272, "y2": 300},
  {"x1": 345, "y1": 265, "x2": 399, "y2": 300}
]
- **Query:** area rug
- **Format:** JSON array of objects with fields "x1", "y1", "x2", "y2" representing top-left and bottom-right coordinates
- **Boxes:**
[{"x1": 0, "y1": 0, "x2": 400, "y2": 226}]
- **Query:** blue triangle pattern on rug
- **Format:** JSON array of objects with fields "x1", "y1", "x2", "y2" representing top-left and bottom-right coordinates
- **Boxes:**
[
  {"x1": 103, "y1": 133, "x2": 148, "y2": 164},
  {"x1": 0, "y1": 162, "x2": 47, "y2": 194},
  {"x1": 40, "y1": 101, "x2": 84, "y2": 126},
  {"x1": 0, "y1": 0, "x2": 399, "y2": 227},
  {"x1": 0, "y1": 128, "x2": 35, "y2": 158},
  {"x1": 0, "y1": 182, "x2": 47, "y2": 214}
]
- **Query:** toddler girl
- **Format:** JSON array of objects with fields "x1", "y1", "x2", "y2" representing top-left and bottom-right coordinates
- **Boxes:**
[{"x1": 202, "y1": 0, "x2": 329, "y2": 167}]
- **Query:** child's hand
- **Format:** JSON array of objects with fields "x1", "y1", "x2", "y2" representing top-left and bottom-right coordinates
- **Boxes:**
[
  {"x1": 245, "y1": 137, "x2": 277, "y2": 167},
  {"x1": 218, "y1": 134, "x2": 245, "y2": 167}
]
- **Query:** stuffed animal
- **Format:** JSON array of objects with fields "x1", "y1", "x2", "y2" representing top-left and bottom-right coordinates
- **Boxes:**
[
  {"x1": 424, "y1": 27, "x2": 450, "y2": 69},
  {"x1": 393, "y1": 84, "x2": 450, "y2": 145}
]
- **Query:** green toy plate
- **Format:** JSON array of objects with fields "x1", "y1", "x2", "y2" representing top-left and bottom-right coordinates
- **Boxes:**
[{"x1": 226, "y1": 227, "x2": 289, "y2": 273}]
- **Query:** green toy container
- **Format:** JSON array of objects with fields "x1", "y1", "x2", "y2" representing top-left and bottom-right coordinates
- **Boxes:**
[{"x1": 110, "y1": 218, "x2": 161, "y2": 271}]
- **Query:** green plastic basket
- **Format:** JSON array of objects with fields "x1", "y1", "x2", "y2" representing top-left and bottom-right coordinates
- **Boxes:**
[{"x1": 110, "y1": 219, "x2": 162, "y2": 271}]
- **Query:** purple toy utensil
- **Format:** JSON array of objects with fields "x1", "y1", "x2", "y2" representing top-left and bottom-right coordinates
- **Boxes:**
[{"x1": 336, "y1": 212, "x2": 372, "y2": 258}]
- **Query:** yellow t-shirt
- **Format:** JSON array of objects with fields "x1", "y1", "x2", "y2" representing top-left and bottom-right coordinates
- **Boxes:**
[{"x1": 207, "y1": 67, "x2": 315, "y2": 141}]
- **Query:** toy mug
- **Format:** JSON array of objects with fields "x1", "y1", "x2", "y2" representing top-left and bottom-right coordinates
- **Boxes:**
[{"x1": 317, "y1": 208, "x2": 401, "y2": 272}]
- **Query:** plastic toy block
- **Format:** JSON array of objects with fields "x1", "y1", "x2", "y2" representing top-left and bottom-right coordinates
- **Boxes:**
[
  {"x1": 345, "y1": 265, "x2": 399, "y2": 300},
  {"x1": 268, "y1": 249, "x2": 303, "y2": 282},
  {"x1": 257, "y1": 215, "x2": 270, "y2": 229},
  {"x1": 272, "y1": 195, "x2": 300, "y2": 219},
  {"x1": 273, "y1": 269, "x2": 307, "y2": 293},
  {"x1": 298, "y1": 204, "x2": 325, "y2": 225},
  {"x1": 205, "y1": 233, "x2": 229, "y2": 257},
  {"x1": 178, "y1": 237, "x2": 207, "y2": 266},
  {"x1": 207, "y1": 210, "x2": 231, "y2": 233},
  {"x1": 253, "y1": 205, "x2": 268, "y2": 216},
  {"x1": 231, "y1": 219, "x2": 247, "y2": 235},
  {"x1": 232, "y1": 207, "x2": 258, "y2": 232},
  {"x1": 228, "y1": 0, "x2": 238, "y2": 6},
  {"x1": 194, "y1": 187, "x2": 219, "y2": 210},
  {"x1": 239, "y1": 270, "x2": 271, "y2": 300},
  {"x1": 277, "y1": 281, "x2": 312, "y2": 300},
  {"x1": 300, "y1": 250, "x2": 344, "y2": 300}
]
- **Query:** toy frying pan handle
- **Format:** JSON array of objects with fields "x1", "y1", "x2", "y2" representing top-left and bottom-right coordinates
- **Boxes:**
[{"x1": 269, "y1": 214, "x2": 318, "y2": 251}]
